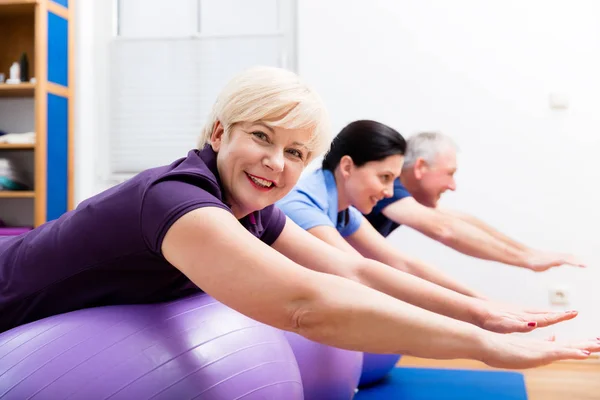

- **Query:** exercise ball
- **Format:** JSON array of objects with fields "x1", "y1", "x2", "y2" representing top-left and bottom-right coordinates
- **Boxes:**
[
  {"x1": 284, "y1": 331, "x2": 363, "y2": 400},
  {"x1": 358, "y1": 353, "x2": 402, "y2": 387},
  {"x1": 0, "y1": 294, "x2": 303, "y2": 400}
]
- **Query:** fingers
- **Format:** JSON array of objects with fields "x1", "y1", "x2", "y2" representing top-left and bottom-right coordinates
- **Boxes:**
[
  {"x1": 532, "y1": 311, "x2": 578, "y2": 328},
  {"x1": 565, "y1": 259, "x2": 586, "y2": 268},
  {"x1": 551, "y1": 348, "x2": 591, "y2": 362},
  {"x1": 484, "y1": 335, "x2": 597, "y2": 369},
  {"x1": 563, "y1": 338, "x2": 600, "y2": 353},
  {"x1": 540, "y1": 337, "x2": 600, "y2": 365},
  {"x1": 525, "y1": 309, "x2": 577, "y2": 316},
  {"x1": 561, "y1": 254, "x2": 586, "y2": 268}
]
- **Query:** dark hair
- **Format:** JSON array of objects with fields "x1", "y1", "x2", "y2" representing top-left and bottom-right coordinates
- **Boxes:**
[{"x1": 322, "y1": 120, "x2": 407, "y2": 171}]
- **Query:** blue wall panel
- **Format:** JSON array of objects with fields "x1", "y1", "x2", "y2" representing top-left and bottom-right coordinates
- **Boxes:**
[
  {"x1": 47, "y1": 94, "x2": 68, "y2": 221},
  {"x1": 48, "y1": 12, "x2": 68, "y2": 86},
  {"x1": 50, "y1": 0, "x2": 69, "y2": 8}
]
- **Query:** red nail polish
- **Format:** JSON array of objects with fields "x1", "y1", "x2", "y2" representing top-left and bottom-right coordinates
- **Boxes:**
[{"x1": 528, "y1": 322, "x2": 536, "y2": 327}]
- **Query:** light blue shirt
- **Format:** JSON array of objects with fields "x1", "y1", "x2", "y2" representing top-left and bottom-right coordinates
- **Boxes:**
[{"x1": 276, "y1": 169, "x2": 363, "y2": 237}]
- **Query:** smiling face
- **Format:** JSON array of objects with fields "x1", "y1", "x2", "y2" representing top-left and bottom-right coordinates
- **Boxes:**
[
  {"x1": 211, "y1": 120, "x2": 313, "y2": 218},
  {"x1": 338, "y1": 154, "x2": 405, "y2": 214},
  {"x1": 412, "y1": 148, "x2": 457, "y2": 207}
]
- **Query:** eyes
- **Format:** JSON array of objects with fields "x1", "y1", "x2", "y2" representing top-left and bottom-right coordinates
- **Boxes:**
[
  {"x1": 252, "y1": 131, "x2": 269, "y2": 141},
  {"x1": 379, "y1": 174, "x2": 393, "y2": 183},
  {"x1": 251, "y1": 131, "x2": 305, "y2": 160},
  {"x1": 286, "y1": 148, "x2": 304, "y2": 159}
]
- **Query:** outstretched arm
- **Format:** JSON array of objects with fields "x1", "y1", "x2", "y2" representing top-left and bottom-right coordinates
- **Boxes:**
[
  {"x1": 344, "y1": 217, "x2": 483, "y2": 298},
  {"x1": 383, "y1": 197, "x2": 533, "y2": 268},
  {"x1": 438, "y1": 207, "x2": 530, "y2": 251},
  {"x1": 278, "y1": 218, "x2": 576, "y2": 334},
  {"x1": 163, "y1": 207, "x2": 599, "y2": 368},
  {"x1": 438, "y1": 207, "x2": 586, "y2": 271}
]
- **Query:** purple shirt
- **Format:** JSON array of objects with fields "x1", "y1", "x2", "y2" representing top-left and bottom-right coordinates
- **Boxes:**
[{"x1": 0, "y1": 145, "x2": 286, "y2": 333}]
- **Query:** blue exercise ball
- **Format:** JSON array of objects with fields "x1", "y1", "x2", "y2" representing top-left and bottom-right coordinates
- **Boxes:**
[
  {"x1": 0, "y1": 294, "x2": 303, "y2": 400},
  {"x1": 284, "y1": 331, "x2": 363, "y2": 400},
  {"x1": 358, "y1": 353, "x2": 402, "y2": 387}
]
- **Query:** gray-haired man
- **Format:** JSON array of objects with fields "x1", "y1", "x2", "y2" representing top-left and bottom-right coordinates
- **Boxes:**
[{"x1": 365, "y1": 132, "x2": 584, "y2": 272}]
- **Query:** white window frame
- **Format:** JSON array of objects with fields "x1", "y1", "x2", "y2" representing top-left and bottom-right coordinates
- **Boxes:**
[{"x1": 96, "y1": 0, "x2": 298, "y2": 185}]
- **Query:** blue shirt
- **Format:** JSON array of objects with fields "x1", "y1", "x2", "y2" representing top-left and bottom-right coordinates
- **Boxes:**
[
  {"x1": 365, "y1": 178, "x2": 412, "y2": 237},
  {"x1": 277, "y1": 169, "x2": 363, "y2": 237}
]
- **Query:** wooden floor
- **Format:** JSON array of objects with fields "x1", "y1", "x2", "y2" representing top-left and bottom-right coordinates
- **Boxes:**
[{"x1": 398, "y1": 356, "x2": 600, "y2": 400}]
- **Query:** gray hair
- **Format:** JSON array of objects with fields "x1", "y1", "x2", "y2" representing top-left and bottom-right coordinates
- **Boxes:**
[{"x1": 403, "y1": 132, "x2": 458, "y2": 169}]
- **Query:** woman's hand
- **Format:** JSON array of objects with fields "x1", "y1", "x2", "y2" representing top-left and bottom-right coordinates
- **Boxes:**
[
  {"x1": 480, "y1": 333, "x2": 600, "y2": 369},
  {"x1": 473, "y1": 300, "x2": 578, "y2": 333}
]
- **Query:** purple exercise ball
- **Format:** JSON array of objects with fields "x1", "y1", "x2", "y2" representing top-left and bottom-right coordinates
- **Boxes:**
[
  {"x1": 284, "y1": 331, "x2": 363, "y2": 400},
  {"x1": 358, "y1": 352, "x2": 402, "y2": 387},
  {"x1": 0, "y1": 294, "x2": 303, "y2": 400}
]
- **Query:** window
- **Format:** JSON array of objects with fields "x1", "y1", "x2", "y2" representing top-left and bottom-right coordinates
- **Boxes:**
[{"x1": 107, "y1": 0, "x2": 297, "y2": 177}]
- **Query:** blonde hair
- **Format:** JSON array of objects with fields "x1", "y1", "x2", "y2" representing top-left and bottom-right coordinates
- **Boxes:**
[{"x1": 198, "y1": 66, "x2": 331, "y2": 158}]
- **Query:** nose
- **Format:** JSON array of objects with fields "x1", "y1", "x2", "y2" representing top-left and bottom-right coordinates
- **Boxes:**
[
  {"x1": 382, "y1": 182, "x2": 394, "y2": 198},
  {"x1": 448, "y1": 178, "x2": 456, "y2": 191},
  {"x1": 263, "y1": 149, "x2": 285, "y2": 173}
]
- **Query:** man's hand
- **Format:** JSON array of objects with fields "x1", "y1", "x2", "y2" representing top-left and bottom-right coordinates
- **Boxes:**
[{"x1": 526, "y1": 250, "x2": 587, "y2": 272}]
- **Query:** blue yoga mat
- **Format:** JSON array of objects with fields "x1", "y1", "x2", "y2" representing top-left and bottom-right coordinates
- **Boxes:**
[{"x1": 355, "y1": 367, "x2": 528, "y2": 400}]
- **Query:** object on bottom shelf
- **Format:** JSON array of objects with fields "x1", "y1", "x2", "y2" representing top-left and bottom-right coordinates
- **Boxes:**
[
  {"x1": 0, "y1": 176, "x2": 30, "y2": 191},
  {"x1": 0, "y1": 132, "x2": 36, "y2": 144},
  {"x1": 0, "y1": 157, "x2": 33, "y2": 190}
]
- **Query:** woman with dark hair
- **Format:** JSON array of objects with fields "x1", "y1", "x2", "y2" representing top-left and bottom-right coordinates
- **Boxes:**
[{"x1": 278, "y1": 120, "x2": 483, "y2": 298}]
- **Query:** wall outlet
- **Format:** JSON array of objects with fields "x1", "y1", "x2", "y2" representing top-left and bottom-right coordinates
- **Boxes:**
[{"x1": 548, "y1": 286, "x2": 570, "y2": 306}]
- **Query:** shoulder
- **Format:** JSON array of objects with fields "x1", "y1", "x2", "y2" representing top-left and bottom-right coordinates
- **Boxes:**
[
  {"x1": 253, "y1": 205, "x2": 287, "y2": 245},
  {"x1": 393, "y1": 178, "x2": 411, "y2": 197},
  {"x1": 146, "y1": 147, "x2": 224, "y2": 200},
  {"x1": 277, "y1": 169, "x2": 329, "y2": 212},
  {"x1": 140, "y1": 147, "x2": 234, "y2": 253}
]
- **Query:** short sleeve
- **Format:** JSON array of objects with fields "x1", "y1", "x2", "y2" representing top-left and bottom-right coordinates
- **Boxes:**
[
  {"x1": 257, "y1": 205, "x2": 287, "y2": 245},
  {"x1": 339, "y1": 206, "x2": 363, "y2": 237},
  {"x1": 277, "y1": 195, "x2": 335, "y2": 232},
  {"x1": 372, "y1": 179, "x2": 412, "y2": 214},
  {"x1": 140, "y1": 177, "x2": 231, "y2": 254}
]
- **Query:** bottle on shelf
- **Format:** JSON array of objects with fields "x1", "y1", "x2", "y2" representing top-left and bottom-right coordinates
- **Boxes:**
[{"x1": 19, "y1": 52, "x2": 29, "y2": 82}]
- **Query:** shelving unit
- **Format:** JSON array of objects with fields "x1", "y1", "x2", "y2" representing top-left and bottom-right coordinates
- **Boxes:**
[
  {"x1": 0, "y1": 82, "x2": 36, "y2": 97},
  {"x1": 0, "y1": 191, "x2": 35, "y2": 198},
  {"x1": 0, "y1": 143, "x2": 35, "y2": 149},
  {"x1": 0, "y1": 0, "x2": 74, "y2": 230}
]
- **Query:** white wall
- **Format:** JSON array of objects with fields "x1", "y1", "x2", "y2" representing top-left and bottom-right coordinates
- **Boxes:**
[
  {"x1": 74, "y1": 0, "x2": 114, "y2": 201},
  {"x1": 298, "y1": 0, "x2": 600, "y2": 338},
  {"x1": 75, "y1": 1, "x2": 600, "y2": 338}
]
